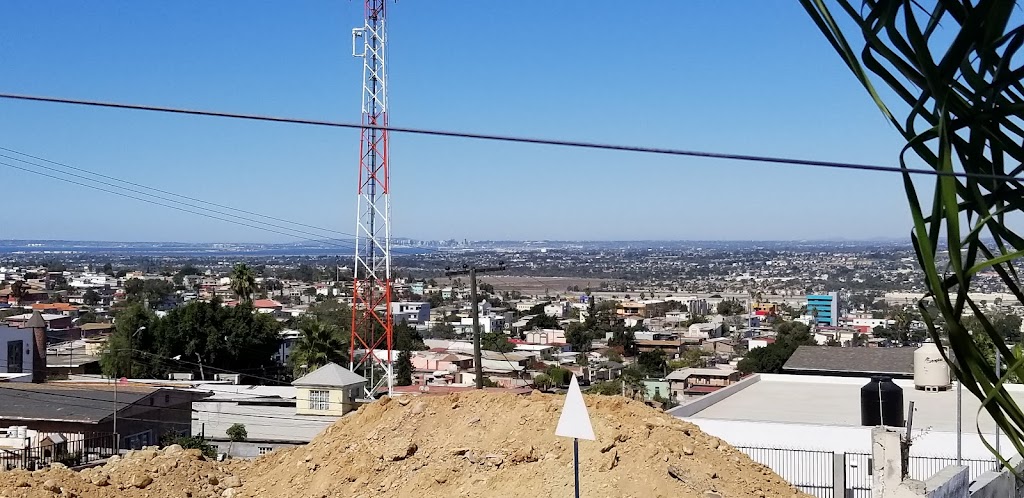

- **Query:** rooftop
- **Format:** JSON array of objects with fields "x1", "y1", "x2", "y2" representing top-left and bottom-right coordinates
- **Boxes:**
[
  {"x1": 783, "y1": 345, "x2": 915, "y2": 377},
  {"x1": 292, "y1": 363, "x2": 366, "y2": 388},
  {"x1": 0, "y1": 384, "x2": 155, "y2": 423},
  {"x1": 685, "y1": 373, "x2": 1014, "y2": 434}
]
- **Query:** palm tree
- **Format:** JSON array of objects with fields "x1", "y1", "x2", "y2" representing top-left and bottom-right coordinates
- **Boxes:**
[
  {"x1": 290, "y1": 319, "x2": 346, "y2": 378},
  {"x1": 229, "y1": 263, "x2": 257, "y2": 304}
]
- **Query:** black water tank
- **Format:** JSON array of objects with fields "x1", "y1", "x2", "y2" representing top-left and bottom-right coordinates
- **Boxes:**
[{"x1": 861, "y1": 376, "x2": 904, "y2": 427}]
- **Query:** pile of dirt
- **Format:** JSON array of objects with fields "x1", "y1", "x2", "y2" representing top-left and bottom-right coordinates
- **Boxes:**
[
  {"x1": 0, "y1": 445, "x2": 246, "y2": 498},
  {"x1": 0, "y1": 391, "x2": 807, "y2": 497},
  {"x1": 243, "y1": 391, "x2": 805, "y2": 498}
]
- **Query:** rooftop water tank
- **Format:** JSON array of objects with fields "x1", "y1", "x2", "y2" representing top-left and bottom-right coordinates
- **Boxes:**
[
  {"x1": 861, "y1": 376, "x2": 904, "y2": 427},
  {"x1": 914, "y1": 342, "x2": 951, "y2": 391}
]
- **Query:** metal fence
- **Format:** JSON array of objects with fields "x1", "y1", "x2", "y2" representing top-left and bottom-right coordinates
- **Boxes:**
[
  {"x1": 738, "y1": 446, "x2": 836, "y2": 498},
  {"x1": 0, "y1": 433, "x2": 118, "y2": 471},
  {"x1": 738, "y1": 446, "x2": 999, "y2": 498}
]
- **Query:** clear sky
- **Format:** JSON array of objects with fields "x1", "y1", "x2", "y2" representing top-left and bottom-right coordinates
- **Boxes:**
[{"x1": 0, "y1": 1, "x2": 927, "y2": 243}]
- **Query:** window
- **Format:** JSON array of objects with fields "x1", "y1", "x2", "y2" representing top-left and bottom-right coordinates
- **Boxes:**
[
  {"x1": 309, "y1": 390, "x2": 330, "y2": 411},
  {"x1": 6, "y1": 341, "x2": 22, "y2": 374},
  {"x1": 258, "y1": 446, "x2": 273, "y2": 455},
  {"x1": 164, "y1": 394, "x2": 170, "y2": 404}
]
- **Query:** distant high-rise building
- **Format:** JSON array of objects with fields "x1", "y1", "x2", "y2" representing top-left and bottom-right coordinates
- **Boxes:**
[
  {"x1": 688, "y1": 298, "x2": 711, "y2": 316},
  {"x1": 806, "y1": 292, "x2": 839, "y2": 327}
]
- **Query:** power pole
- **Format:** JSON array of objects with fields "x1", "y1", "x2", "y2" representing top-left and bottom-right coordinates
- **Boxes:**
[{"x1": 445, "y1": 263, "x2": 506, "y2": 389}]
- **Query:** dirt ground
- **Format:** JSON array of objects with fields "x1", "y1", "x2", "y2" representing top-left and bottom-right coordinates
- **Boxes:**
[{"x1": 0, "y1": 391, "x2": 807, "y2": 498}]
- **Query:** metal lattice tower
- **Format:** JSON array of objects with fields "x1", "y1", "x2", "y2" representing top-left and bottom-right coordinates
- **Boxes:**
[{"x1": 349, "y1": 0, "x2": 392, "y2": 397}]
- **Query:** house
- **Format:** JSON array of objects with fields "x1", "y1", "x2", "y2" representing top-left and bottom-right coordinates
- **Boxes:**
[
  {"x1": 782, "y1": 345, "x2": 915, "y2": 378},
  {"x1": 392, "y1": 301, "x2": 430, "y2": 325},
  {"x1": 700, "y1": 338, "x2": 737, "y2": 357},
  {"x1": 292, "y1": 363, "x2": 367, "y2": 416},
  {"x1": 191, "y1": 384, "x2": 338, "y2": 458},
  {"x1": 0, "y1": 383, "x2": 204, "y2": 451},
  {"x1": 686, "y1": 322, "x2": 723, "y2": 340},
  {"x1": 525, "y1": 329, "x2": 566, "y2": 346},
  {"x1": 0, "y1": 325, "x2": 34, "y2": 380},
  {"x1": 636, "y1": 339, "x2": 685, "y2": 358},
  {"x1": 543, "y1": 302, "x2": 570, "y2": 318},
  {"x1": 252, "y1": 299, "x2": 284, "y2": 314},
  {"x1": 666, "y1": 367, "x2": 741, "y2": 398}
]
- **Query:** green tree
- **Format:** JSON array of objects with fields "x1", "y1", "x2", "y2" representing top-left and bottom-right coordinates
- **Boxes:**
[
  {"x1": 667, "y1": 348, "x2": 703, "y2": 370},
  {"x1": 564, "y1": 322, "x2": 590, "y2": 352},
  {"x1": 395, "y1": 348, "x2": 413, "y2": 386},
  {"x1": 82, "y1": 289, "x2": 100, "y2": 305},
  {"x1": 226, "y1": 424, "x2": 247, "y2": 442},
  {"x1": 100, "y1": 303, "x2": 157, "y2": 378},
  {"x1": 533, "y1": 373, "x2": 553, "y2": 390},
  {"x1": 9, "y1": 280, "x2": 27, "y2": 302},
  {"x1": 426, "y1": 321, "x2": 456, "y2": 340},
  {"x1": 637, "y1": 349, "x2": 668, "y2": 377},
  {"x1": 481, "y1": 331, "x2": 514, "y2": 353},
  {"x1": 608, "y1": 329, "x2": 638, "y2": 357},
  {"x1": 229, "y1": 263, "x2": 258, "y2": 304},
  {"x1": 102, "y1": 263, "x2": 113, "y2": 275},
  {"x1": 717, "y1": 300, "x2": 745, "y2": 316},
  {"x1": 290, "y1": 318, "x2": 347, "y2": 377},
  {"x1": 545, "y1": 366, "x2": 571, "y2": 387},
  {"x1": 526, "y1": 313, "x2": 561, "y2": 330}
]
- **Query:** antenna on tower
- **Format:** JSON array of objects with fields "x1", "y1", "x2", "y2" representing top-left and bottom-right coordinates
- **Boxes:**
[{"x1": 349, "y1": 0, "x2": 393, "y2": 398}]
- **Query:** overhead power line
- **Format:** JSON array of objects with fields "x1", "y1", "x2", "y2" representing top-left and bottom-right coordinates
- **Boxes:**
[
  {"x1": 0, "y1": 92, "x2": 1018, "y2": 181},
  {"x1": 0, "y1": 159, "x2": 355, "y2": 249},
  {"x1": 0, "y1": 152, "x2": 353, "y2": 245},
  {"x1": 0, "y1": 146, "x2": 353, "y2": 236}
]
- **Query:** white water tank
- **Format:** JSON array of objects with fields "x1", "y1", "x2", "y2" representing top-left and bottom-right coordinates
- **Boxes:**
[{"x1": 914, "y1": 342, "x2": 951, "y2": 391}]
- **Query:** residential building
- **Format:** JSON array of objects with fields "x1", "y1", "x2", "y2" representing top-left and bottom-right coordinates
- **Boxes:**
[
  {"x1": 700, "y1": 338, "x2": 736, "y2": 357},
  {"x1": 392, "y1": 301, "x2": 430, "y2": 325},
  {"x1": 272, "y1": 329, "x2": 301, "y2": 367},
  {"x1": 666, "y1": 367, "x2": 741, "y2": 398},
  {"x1": 747, "y1": 337, "x2": 775, "y2": 350},
  {"x1": 525, "y1": 329, "x2": 566, "y2": 346},
  {"x1": 686, "y1": 322, "x2": 723, "y2": 340},
  {"x1": 252, "y1": 299, "x2": 284, "y2": 314},
  {"x1": 191, "y1": 384, "x2": 335, "y2": 458},
  {"x1": 0, "y1": 325, "x2": 33, "y2": 380},
  {"x1": 292, "y1": 363, "x2": 367, "y2": 416},
  {"x1": 636, "y1": 339, "x2": 685, "y2": 358},
  {"x1": 0, "y1": 383, "x2": 202, "y2": 450},
  {"x1": 617, "y1": 300, "x2": 669, "y2": 319},
  {"x1": 806, "y1": 292, "x2": 839, "y2": 327},
  {"x1": 543, "y1": 302, "x2": 570, "y2": 318}
]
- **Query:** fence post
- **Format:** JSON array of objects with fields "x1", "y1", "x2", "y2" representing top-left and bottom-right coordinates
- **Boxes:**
[{"x1": 834, "y1": 452, "x2": 846, "y2": 498}]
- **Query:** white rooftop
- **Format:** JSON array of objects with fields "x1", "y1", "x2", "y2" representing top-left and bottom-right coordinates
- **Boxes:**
[{"x1": 688, "y1": 373, "x2": 1012, "y2": 434}]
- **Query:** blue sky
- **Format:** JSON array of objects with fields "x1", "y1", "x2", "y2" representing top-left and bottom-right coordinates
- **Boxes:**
[{"x1": 0, "y1": 1, "x2": 923, "y2": 243}]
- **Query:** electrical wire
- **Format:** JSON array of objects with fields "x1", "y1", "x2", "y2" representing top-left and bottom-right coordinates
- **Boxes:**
[
  {"x1": 0, "y1": 159, "x2": 355, "y2": 249},
  {"x1": 0, "y1": 92, "x2": 1019, "y2": 181},
  {"x1": 0, "y1": 153, "x2": 353, "y2": 245},
  {"x1": 0, "y1": 146, "x2": 353, "y2": 237}
]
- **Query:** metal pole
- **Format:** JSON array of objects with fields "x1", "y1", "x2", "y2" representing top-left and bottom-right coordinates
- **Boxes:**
[
  {"x1": 996, "y1": 351, "x2": 1002, "y2": 457},
  {"x1": 956, "y1": 359, "x2": 962, "y2": 466},
  {"x1": 113, "y1": 378, "x2": 118, "y2": 452},
  {"x1": 470, "y1": 267, "x2": 482, "y2": 389},
  {"x1": 574, "y1": 437, "x2": 580, "y2": 498}
]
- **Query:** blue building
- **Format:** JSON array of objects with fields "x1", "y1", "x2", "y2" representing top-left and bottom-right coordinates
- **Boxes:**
[{"x1": 806, "y1": 292, "x2": 839, "y2": 327}]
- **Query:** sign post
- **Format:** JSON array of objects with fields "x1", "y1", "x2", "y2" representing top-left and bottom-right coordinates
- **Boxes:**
[{"x1": 555, "y1": 374, "x2": 595, "y2": 498}]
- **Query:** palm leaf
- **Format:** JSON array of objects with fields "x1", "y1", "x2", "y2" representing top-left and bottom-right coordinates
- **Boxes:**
[{"x1": 800, "y1": 0, "x2": 1024, "y2": 469}]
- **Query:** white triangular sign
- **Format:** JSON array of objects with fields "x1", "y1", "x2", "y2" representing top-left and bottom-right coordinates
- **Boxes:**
[{"x1": 555, "y1": 374, "x2": 595, "y2": 441}]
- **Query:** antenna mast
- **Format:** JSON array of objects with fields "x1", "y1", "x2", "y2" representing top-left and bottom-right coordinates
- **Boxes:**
[{"x1": 350, "y1": 0, "x2": 393, "y2": 397}]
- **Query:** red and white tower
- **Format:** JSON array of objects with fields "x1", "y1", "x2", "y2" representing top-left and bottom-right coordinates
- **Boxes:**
[{"x1": 350, "y1": 0, "x2": 393, "y2": 396}]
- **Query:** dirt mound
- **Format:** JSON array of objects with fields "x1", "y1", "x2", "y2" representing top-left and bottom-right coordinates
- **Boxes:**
[
  {"x1": 0, "y1": 391, "x2": 806, "y2": 497},
  {"x1": 0, "y1": 445, "x2": 246, "y2": 498},
  {"x1": 243, "y1": 391, "x2": 804, "y2": 498}
]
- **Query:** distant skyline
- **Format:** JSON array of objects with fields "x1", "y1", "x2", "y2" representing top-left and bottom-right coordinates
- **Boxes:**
[{"x1": 1, "y1": 2, "x2": 931, "y2": 243}]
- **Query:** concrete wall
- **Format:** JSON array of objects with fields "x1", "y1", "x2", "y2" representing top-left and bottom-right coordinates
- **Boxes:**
[
  {"x1": 208, "y1": 440, "x2": 297, "y2": 459},
  {"x1": 666, "y1": 374, "x2": 761, "y2": 418}
]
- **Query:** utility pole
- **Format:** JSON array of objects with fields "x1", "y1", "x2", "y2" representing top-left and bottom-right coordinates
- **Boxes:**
[{"x1": 445, "y1": 263, "x2": 506, "y2": 389}]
